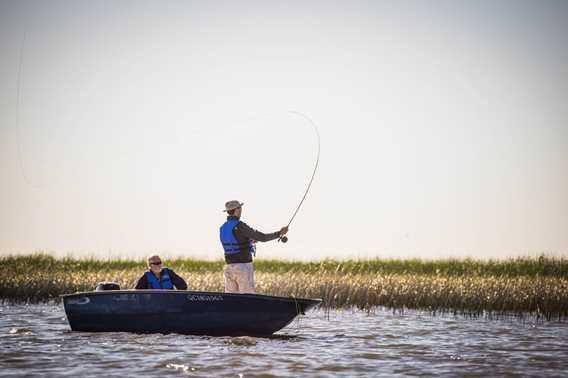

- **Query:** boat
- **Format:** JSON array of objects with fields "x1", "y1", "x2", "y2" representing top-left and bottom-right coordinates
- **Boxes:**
[{"x1": 62, "y1": 289, "x2": 321, "y2": 337}]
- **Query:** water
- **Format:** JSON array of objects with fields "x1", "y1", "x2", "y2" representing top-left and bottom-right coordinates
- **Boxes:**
[{"x1": 1, "y1": 304, "x2": 567, "y2": 377}]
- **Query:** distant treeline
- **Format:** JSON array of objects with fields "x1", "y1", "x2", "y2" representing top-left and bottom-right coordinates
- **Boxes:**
[{"x1": 1, "y1": 254, "x2": 567, "y2": 320}]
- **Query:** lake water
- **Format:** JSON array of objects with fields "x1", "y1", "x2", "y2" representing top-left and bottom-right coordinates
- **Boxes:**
[{"x1": 1, "y1": 304, "x2": 567, "y2": 377}]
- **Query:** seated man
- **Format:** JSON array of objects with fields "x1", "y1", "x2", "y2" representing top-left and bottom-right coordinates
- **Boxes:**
[{"x1": 135, "y1": 255, "x2": 188, "y2": 290}]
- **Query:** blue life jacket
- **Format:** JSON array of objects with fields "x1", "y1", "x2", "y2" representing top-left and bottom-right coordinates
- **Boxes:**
[
  {"x1": 220, "y1": 219, "x2": 254, "y2": 255},
  {"x1": 144, "y1": 269, "x2": 173, "y2": 289}
]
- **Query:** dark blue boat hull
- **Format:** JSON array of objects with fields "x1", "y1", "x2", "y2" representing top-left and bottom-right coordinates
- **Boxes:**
[{"x1": 62, "y1": 290, "x2": 321, "y2": 336}]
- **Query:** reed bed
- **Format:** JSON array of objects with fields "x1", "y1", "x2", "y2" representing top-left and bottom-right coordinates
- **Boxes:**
[
  {"x1": 1, "y1": 254, "x2": 567, "y2": 320},
  {"x1": 4, "y1": 253, "x2": 568, "y2": 276}
]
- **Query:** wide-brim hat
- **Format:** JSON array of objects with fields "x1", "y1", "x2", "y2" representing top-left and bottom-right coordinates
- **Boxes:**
[{"x1": 224, "y1": 200, "x2": 244, "y2": 212}]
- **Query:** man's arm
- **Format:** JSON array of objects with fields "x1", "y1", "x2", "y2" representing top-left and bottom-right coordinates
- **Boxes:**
[
  {"x1": 235, "y1": 222, "x2": 281, "y2": 242},
  {"x1": 169, "y1": 270, "x2": 188, "y2": 290},
  {"x1": 134, "y1": 274, "x2": 147, "y2": 289}
]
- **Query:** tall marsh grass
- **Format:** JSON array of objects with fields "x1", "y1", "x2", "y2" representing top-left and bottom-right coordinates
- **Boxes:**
[{"x1": 1, "y1": 254, "x2": 567, "y2": 319}]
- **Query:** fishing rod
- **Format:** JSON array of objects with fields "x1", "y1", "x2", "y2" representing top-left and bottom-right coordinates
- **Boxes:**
[{"x1": 279, "y1": 111, "x2": 321, "y2": 243}]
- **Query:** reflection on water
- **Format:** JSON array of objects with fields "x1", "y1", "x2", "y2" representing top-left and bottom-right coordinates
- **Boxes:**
[{"x1": 1, "y1": 304, "x2": 567, "y2": 377}]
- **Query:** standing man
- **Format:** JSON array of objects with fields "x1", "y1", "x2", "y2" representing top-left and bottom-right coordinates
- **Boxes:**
[{"x1": 219, "y1": 200, "x2": 288, "y2": 293}]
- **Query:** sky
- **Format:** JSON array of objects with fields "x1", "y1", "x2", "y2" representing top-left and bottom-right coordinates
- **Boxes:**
[{"x1": 1, "y1": 0, "x2": 567, "y2": 260}]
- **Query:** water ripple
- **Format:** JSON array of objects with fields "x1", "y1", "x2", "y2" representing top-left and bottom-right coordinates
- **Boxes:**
[{"x1": 1, "y1": 304, "x2": 567, "y2": 377}]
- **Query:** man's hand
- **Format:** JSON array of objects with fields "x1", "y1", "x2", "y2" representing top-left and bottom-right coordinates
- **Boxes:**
[{"x1": 279, "y1": 226, "x2": 289, "y2": 236}]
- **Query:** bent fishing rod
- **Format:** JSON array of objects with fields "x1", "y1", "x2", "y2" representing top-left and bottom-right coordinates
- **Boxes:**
[{"x1": 279, "y1": 111, "x2": 321, "y2": 243}]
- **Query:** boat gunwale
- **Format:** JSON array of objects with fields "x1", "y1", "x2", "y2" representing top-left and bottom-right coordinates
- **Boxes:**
[{"x1": 60, "y1": 289, "x2": 322, "y2": 306}]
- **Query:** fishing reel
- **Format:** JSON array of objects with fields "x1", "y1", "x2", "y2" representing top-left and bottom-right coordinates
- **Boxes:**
[{"x1": 279, "y1": 236, "x2": 288, "y2": 243}]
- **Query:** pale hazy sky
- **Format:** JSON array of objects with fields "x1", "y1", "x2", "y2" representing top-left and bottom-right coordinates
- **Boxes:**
[{"x1": 1, "y1": 1, "x2": 567, "y2": 260}]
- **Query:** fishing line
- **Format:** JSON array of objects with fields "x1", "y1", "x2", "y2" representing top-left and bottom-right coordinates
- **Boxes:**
[
  {"x1": 15, "y1": 32, "x2": 43, "y2": 190},
  {"x1": 278, "y1": 111, "x2": 321, "y2": 243},
  {"x1": 15, "y1": 32, "x2": 33, "y2": 188}
]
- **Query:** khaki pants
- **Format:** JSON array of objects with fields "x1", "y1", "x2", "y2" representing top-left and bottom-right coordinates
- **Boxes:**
[{"x1": 224, "y1": 263, "x2": 255, "y2": 294}]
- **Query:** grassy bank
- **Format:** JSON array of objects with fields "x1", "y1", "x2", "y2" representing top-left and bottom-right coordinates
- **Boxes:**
[{"x1": 1, "y1": 254, "x2": 567, "y2": 319}]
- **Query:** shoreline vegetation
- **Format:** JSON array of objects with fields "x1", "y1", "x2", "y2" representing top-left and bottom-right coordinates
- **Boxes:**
[{"x1": 1, "y1": 254, "x2": 567, "y2": 320}]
